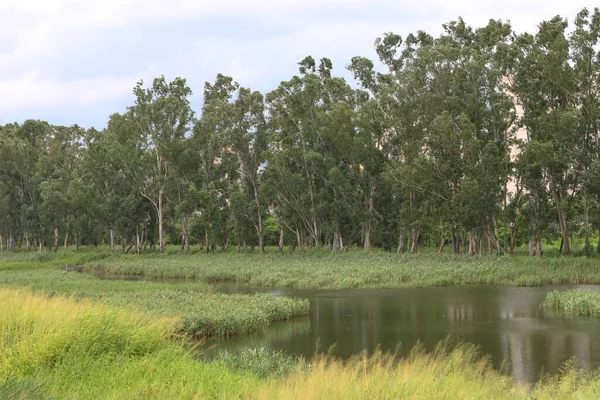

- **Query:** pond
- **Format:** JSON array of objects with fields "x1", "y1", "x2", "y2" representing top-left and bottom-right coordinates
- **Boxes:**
[{"x1": 207, "y1": 283, "x2": 600, "y2": 385}]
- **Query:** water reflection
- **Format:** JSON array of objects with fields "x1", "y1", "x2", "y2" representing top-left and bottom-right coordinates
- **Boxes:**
[{"x1": 208, "y1": 284, "x2": 600, "y2": 384}]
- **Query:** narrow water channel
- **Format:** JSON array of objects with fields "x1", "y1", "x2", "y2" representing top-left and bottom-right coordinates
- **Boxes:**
[{"x1": 208, "y1": 283, "x2": 600, "y2": 385}]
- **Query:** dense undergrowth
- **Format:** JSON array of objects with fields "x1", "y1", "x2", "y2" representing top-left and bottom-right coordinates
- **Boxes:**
[
  {"x1": 2, "y1": 288, "x2": 600, "y2": 399},
  {"x1": 71, "y1": 246, "x2": 600, "y2": 289}
]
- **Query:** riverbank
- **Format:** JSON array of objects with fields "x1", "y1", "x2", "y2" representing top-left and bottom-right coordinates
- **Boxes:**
[{"x1": 3, "y1": 288, "x2": 600, "y2": 399}]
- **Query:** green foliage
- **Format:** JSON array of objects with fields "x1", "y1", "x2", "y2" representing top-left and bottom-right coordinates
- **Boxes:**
[
  {"x1": 0, "y1": 260, "x2": 309, "y2": 337},
  {"x1": 85, "y1": 248, "x2": 600, "y2": 289},
  {"x1": 544, "y1": 289, "x2": 600, "y2": 316},
  {"x1": 214, "y1": 347, "x2": 307, "y2": 378}
]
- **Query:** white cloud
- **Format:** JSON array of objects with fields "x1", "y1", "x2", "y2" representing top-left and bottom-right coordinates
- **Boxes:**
[
  {"x1": 0, "y1": 0, "x2": 598, "y2": 126},
  {"x1": 0, "y1": 75, "x2": 132, "y2": 114}
]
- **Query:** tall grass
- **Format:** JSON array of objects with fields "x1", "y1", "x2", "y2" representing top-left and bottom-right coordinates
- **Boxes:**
[
  {"x1": 258, "y1": 342, "x2": 600, "y2": 399},
  {"x1": 2, "y1": 288, "x2": 600, "y2": 399},
  {"x1": 544, "y1": 289, "x2": 600, "y2": 317},
  {"x1": 0, "y1": 288, "x2": 259, "y2": 399},
  {"x1": 0, "y1": 269, "x2": 309, "y2": 337},
  {"x1": 0, "y1": 288, "x2": 173, "y2": 377},
  {"x1": 83, "y1": 249, "x2": 600, "y2": 289}
]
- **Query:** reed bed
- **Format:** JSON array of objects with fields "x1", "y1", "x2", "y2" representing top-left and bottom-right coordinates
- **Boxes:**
[
  {"x1": 544, "y1": 289, "x2": 600, "y2": 317},
  {"x1": 87, "y1": 249, "x2": 600, "y2": 289},
  {"x1": 0, "y1": 269, "x2": 309, "y2": 337}
]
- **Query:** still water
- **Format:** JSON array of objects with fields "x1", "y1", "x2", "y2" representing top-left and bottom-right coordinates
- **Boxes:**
[{"x1": 208, "y1": 284, "x2": 600, "y2": 384}]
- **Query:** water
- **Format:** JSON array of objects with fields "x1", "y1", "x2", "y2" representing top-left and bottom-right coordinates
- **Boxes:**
[{"x1": 208, "y1": 283, "x2": 600, "y2": 384}]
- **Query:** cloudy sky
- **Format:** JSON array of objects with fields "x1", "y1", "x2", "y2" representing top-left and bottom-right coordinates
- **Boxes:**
[{"x1": 0, "y1": 0, "x2": 597, "y2": 129}]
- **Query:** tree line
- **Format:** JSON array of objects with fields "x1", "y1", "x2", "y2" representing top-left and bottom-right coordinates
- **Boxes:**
[{"x1": 1, "y1": 9, "x2": 599, "y2": 257}]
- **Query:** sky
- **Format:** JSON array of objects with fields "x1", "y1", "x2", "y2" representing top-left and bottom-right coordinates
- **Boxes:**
[{"x1": 0, "y1": 0, "x2": 598, "y2": 129}]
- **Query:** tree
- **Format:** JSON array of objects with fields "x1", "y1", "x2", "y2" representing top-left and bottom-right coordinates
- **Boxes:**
[
  {"x1": 127, "y1": 76, "x2": 194, "y2": 253},
  {"x1": 510, "y1": 17, "x2": 580, "y2": 255}
]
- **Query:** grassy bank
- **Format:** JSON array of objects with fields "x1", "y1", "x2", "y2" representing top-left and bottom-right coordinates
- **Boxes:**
[
  {"x1": 544, "y1": 289, "x2": 600, "y2": 317},
  {"x1": 0, "y1": 267, "x2": 309, "y2": 337},
  {"x1": 0, "y1": 288, "x2": 259, "y2": 399},
  {"x1": 81, "y1": 248, "x2": 600, "y2": 289},
  {"x1": 3, "y1": 288, "x2": 600, "y2": 399}
]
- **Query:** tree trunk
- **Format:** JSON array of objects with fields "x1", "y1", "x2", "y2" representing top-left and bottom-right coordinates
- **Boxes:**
[
  {"x1": 397, "y1": 232, "x2": 406, "y2": 253},
  {"x1": 438, "y1": 238, "x2": 445, "y2": 254},
  {"x1": 311, "y1": 214, "x2": 320, "y2": 249},
  {"x1": 552, "y1": 188, "x2": 570, "y2": 256},
  {"x1": 205, "y1": 231, "x2": 210, "y2": 254},
  {"x1": 468, "y1": 230, "x2": 477, "y2": 256},
  {"x1": 333, "y1": 229, "x2": 343, "y2": 251},
  {"x1": 53, "y1": 224, "x2": 59, "y2": 253},
  {"x1": 411, "y1": 226, "x2": 419, "y2": 254},
  {"x1": 536, "y1": 235, "x2": 543, "y2": 258},
  {"x1": 182, "y1": 214, "x2": 190, "y2": 254},
  {"x1": 0, "y1": 232, "x2": 3, "y2": 252},
  {"x1": 125, "y1": 242, "x2": 135, "y2": 254},
  {"x1": 8, "y1": 232, "x2": 14, "y2": 252},
  {"x1": 363, "y1": 183, "x2": 376, "y2": 251},
  {"x1": 528, "y1": 237, "x2": 535, "y2": 257},
  {"x1": 158, "y1": 185, "x2": 165, "y2": 253},
  {"x1": 584, "y1": 197, "x2": 591, "y2": 257},
  {"x1": 110, "y1": 229, "x2": 116, "y2": 253},
  {"x1": 438, "y1": 223, "x2": 445, "y2": 254},
  {"x1": 451, "y1": 226, "x2": 460, "y2": 255},
  {"x1": 279, "y1": 225, "x2": 284, "y2": 252},
  {"x1": 509, "y1": 226, "x2": 517, "y2": 255},
  {"x1": 25, "y1": 232, "x2": 30, "y2": 252},
  {"x1": 63, "y1": 228, "x2": 69, "y2": 249},
  {"x1": 250, "y1": 180, "x2": 264, "y2": 255},
  {"x1": 296, "y1": 229, "x2": 303, "y2": 250},
  {"x1": 135, "y1": 227, "x2": 140, "y2": 255},
  {"x1": 75, "y1": 231, "x2": 79, "y2": 252}
]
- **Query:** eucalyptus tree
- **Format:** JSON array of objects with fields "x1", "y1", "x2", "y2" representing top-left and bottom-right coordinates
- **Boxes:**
[
  {"x1": 192, "y1": 77, "x2": 232, "y2": 250},
  {"x1": 38, "y1": 124, "x2": 85, "y2": 251},
  {"x1": 569, "y1": 7, "x2": 600, "y2": 256},
  {"x1": 0, "y1": 121, "x2": 50, "y2": 251},
  {"x1": 427, "y1": 19, "x2": 515, "y2": 255},
  {"x1": 88, "y1": 114, "x2": 148, "y2": 252},
  {"x1": 509, "y1": 16, "x2": 580, "y2": 255},
  {"x1": 228, "y1": 83, "x2": 268, "y2": 254},
  {"x1": 126, "y1": 76, "x2": 194, "y2": 253},
  {"x1": 350, "y1": 30, "x2": 438, "y2": 254},
  {"x1": 194, "y1": 74, "x2": 267, "y2": 252},
  {"x1": 266, "y1": 57, "x2": 334, "y2": 249},
  {"x1": 353, "y1": 95, "x2": 386, "y2": 250}
]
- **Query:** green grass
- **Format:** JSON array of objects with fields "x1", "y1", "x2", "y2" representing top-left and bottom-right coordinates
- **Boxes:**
[
  {"x1": 75, "y1": 247, "x2": 600, "y2": 289},
  {"x1": 213, "y1": 347, "x2": 308, "y2": 379},
  {"x1": 3, "y1": 287, "x2": 600, "y2": 399},
  {"x1": 0, "y1": 268, "x2": 309, "y2": 338},
  {"x1": 0, "y1": 288, "x2": 260, "y2": 399},
  {"x1": 544, "y1": 289, "x2": 600, "y2": 317}
]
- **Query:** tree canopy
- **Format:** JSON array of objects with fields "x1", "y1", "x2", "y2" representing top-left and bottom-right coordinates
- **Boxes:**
[{"x1": 1, "y1": 8, "x2": 599, "y2": 256}]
